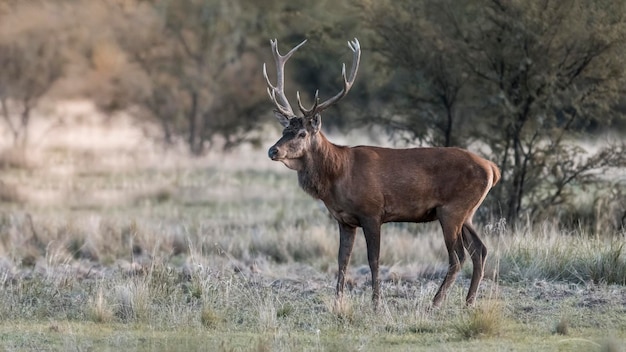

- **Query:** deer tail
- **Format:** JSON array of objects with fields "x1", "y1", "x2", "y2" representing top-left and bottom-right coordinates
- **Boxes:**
[{"x1": 490, "y1": 161, "x2": 501, "y2": 187}]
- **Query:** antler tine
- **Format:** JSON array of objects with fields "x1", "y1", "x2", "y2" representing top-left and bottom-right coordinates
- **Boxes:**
[
  {"x1": 267, "y1": 87, "x2": 293, "y2": 117},
  {"x1": 296, "y1": 90, "x2": 320, "y2": 115},
  {"x1": 263, "y1": 65, "x2": 291, "y2": 117},
  {"x1": 263, "y1": 39, "x2": 307, "y2": 118},
  {"x1": 309, "y1": 38, "x2": 361, "y2": 116}
]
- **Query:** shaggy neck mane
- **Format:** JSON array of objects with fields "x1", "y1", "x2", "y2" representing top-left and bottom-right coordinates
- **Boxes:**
[{"x1": 297, "y1": 133, "x2": 347, "y2": 200}]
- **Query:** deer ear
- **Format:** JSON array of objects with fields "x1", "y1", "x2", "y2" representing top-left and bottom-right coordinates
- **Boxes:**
[
  {"x1": 273, "y1": 110, "x2": 290, "y2": 127},
  {"x1": 310, "y1": 113, "x2": 322, "y2": 133}
]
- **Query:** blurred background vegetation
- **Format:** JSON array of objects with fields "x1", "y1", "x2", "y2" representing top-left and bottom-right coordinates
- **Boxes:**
[{"x1": 0, "y1": 0, "x2": 625, "y2": 231}]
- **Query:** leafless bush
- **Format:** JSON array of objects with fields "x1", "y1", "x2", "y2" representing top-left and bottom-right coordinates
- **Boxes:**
[{"x1": 0, "y1": 148, "x2": 32, "y2": 170}]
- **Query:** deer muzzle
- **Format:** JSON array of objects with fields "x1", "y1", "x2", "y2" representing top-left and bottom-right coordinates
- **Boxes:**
[{"x1": 268, "y1": 145, "x2": 280, "y2": 160}]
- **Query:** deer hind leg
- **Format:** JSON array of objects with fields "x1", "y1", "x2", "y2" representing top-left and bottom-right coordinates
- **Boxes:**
[
  {"x1": 461, "y1": 222, "x2": 488, "y2": 305},
  {"x1": 432, "y1": 209, "x2": 466, "y2": 307},
  {"x1": 336, "y1": 222, "x2": 357, "y2": 300}
]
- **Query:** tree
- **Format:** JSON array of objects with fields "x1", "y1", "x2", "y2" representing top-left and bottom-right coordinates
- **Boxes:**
[
  {"x1": 111, "y1": 0, "x2": 268, "y2": 154},
  {"x1": 361, "y1": 0, "x2": 626, "y2": 226},
  {"x1": 358, "y1": 0, "x2": 469, "y2": 147},
  {"x1": 114, "y1": 0, "x2": 367, "y2": 153},
  {"x1": 0, "y1": 1, "x2": 66, "y2": 148},
  {"x1": 462, "y1": 0, "x2": 626, "y2": 224}
]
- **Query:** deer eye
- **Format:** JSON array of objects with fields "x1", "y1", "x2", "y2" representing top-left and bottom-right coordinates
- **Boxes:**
[{"x1": 298, "y1": 131, "x2": 307, "y2": 138}]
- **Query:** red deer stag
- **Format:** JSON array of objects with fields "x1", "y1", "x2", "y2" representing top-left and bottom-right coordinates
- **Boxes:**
[{"x1": 264, "y1": 38, "x2": 500, "y2": 307}]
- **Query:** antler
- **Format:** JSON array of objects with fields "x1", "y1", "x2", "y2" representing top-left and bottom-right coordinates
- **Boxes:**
[
  {"x1": 263, "y1": 39, "x2": 307, "y2": 118},
  {"x1": 297, "y1": 38, "x2": 361, "y2": 117}
]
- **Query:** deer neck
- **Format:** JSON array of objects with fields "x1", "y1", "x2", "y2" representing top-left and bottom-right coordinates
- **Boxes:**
[{"x1": 297, "y1": 132, "x2": 347, "y2": 200}]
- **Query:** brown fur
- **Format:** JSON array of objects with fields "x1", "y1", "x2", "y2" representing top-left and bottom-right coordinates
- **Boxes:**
[
  {"x1": 297, "y1": 133, "x2": 349, "y2": 199},
  {"x1": 270, "y1": 120, "x2": 499, "y2": 308},
  {"x1": 264, "y1": 38, "x2": 499, "y2": 308}
]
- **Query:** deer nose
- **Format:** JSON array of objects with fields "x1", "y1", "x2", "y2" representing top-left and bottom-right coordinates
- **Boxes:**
[{"x1": 268, "y1": 146, "x2": 279, "y2": 160}]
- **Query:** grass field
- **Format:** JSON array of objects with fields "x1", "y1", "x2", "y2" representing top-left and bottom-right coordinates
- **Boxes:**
[{"x1": 0, "y1": 109, "x2": 625, "y2": 351}]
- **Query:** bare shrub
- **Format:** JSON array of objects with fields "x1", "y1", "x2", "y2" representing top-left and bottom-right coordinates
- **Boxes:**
[
  {"x1": 0, "y1": 148, "x2": 32, "y2": 170},
  {"x1": 0, "y1": 180, "x2": 24, "y2": 203}
]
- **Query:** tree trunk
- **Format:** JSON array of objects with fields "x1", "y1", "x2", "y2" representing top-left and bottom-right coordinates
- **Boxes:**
[
  {"x1": 188, "y1": 91, "x2": 203, "y2": 155},
  {"x1": 443, "y1": 103, "x2": 453, "y2": 147}
]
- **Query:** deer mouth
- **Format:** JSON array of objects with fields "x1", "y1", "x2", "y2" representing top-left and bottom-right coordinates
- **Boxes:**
[{"x1": 279, "y1": 157, "x2": 303, "y2": 171}]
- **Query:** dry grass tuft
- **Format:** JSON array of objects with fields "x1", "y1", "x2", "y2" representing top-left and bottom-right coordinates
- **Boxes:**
[
  {"x1": 88, "y1": 288, "x2": 113, "y2": 323},
  {"x1": 554, "y1": 317, "x2": 570, "y2": 335},
  {"x1": 276, "y1": 302, "x2": 293, "y2": 318},
  {"x1": 326, "y1": 294, "x2": 356, "y2": 324},
  {"x1": 113, "y1": 281, "x2": 151, "y2": 322},
  {"x1": 455, "y1": 300, "x2": 506, "y2": 339},
  {"x1": 200, "y1": 306, "x2": 222, "y2": 329},
  {"x1": 113, "y1": 285, "x2": 135, "y2": 321},
  {"x1": 257, "y1": 297, "x2": 278, "y2": 332},
  {"x1": 252, "y1": 338, "x2": 272, "y2": 352}
]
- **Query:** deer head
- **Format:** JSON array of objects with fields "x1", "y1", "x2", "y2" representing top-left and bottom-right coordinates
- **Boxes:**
[{"x1": 264, "y1": 38, "x2": 361, "y2": 170}]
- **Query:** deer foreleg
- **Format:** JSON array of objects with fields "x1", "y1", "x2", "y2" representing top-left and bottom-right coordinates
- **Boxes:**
[{"x1": 336, "y1": 222, "x2": 356, "y2": 299}]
